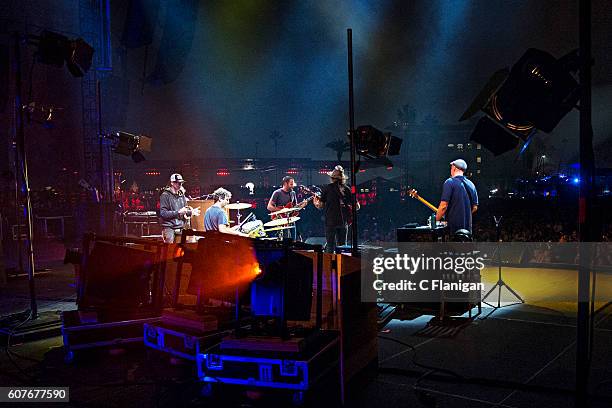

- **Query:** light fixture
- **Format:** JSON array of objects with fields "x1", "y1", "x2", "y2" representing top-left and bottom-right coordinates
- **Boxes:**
[
  {"x1": 36, "y1": 31, "x2": 94, "y2": 77},
  {"x1": 111, "y1": 131, "x2": 152, "y2": 163},
  {"x1": 355, "y1": 125, "x2": 402, "y2": 159},
  {"x1": 461, "y1": 48, "x2": 580, "y2": 155}
]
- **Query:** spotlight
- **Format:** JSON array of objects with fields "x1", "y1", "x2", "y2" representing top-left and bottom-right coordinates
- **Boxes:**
[
  {"x1": 36, "y1": 31, "x2": 94, "y2": 77},
  {"x1": 461, "y1": 48, "x2": 580, "y2": 155},
  {"x1": 355, "y1": 125, "x2": 402, "y2": 159},
  {"x1": 111, "y1": 131, "x2": 152, "y2": 163}
]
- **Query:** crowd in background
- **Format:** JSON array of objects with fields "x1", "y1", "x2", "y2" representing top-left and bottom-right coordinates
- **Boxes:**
[{"x1": 2, "y1": 185, "x2": 612, "y2": 245}]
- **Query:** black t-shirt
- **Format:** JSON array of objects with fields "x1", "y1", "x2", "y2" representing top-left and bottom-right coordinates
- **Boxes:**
[
  {"x1": 319, "y1": 182, "x2": 352, "y2": 227},
  {"x1": 270, "y1": 188, "x2": 297, "y2": 208}
]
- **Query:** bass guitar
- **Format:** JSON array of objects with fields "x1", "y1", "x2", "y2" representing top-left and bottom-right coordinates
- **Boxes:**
[{"x1": 407, "y1": 188, "x2": 439, "y2": 212}]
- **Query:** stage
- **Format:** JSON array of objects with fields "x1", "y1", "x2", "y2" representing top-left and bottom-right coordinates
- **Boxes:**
[{"x1": 1, "y1": 259, "x2": 611, "y2": 407}]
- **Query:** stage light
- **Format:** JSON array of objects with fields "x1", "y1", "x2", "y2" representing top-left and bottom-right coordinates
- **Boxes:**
[
  {"x1": 37, "y1": 31, "x2": 94, "y2": 77},
  {"x1": 355, "y1": 125, "x2": 402, "y2": 159},
  {"x1": 573, "y1": 177, "x2": 580, "y2": 184},
  {"x1": 112, "y1": 131, "x2": 152, "y2": 163},
  {"x1": 461, "y1": 48, "x2": 580, "y2": 155}
]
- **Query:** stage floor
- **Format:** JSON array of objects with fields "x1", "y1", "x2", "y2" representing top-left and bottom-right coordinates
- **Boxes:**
[{"x1": 1, "y1": 263, "x2": 611, "y2": 407}]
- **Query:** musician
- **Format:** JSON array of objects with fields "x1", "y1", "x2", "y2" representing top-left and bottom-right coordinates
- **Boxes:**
[
  {"x1": 436, "y1": 159, "x2": 478, "y2": 236},
  {"x1": 267, "y1": 176, "x2": 309, "y2": 213},
  {"x1": 159, "y1": 173, "x2": 200, "y2": 243},
  {"x1": 313, "y1": 165, "x2": 359, "y2": 253},
  {"x1": 267, "y1": 176, "x2": 308, "y2": 239},
  {"x1": 204, "y1": 187, "x2": 248, "y2": 236}
]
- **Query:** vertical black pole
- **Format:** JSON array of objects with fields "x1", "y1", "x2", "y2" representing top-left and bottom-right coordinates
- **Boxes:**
[
  {"x1": 97, "y1": 81, "x2": 104, "y2": 233},
  {"x1": 14, "y1": 33, "x2": 37, "y2": 318},
  {"x1": 576, "y1": 0, "x2": 593, "y2": 406},
  {"x1": 347, "y1": 29, "x2": 358, "y2": 255},
  {"x1": 316, "y1": 246, "x2": 323, "y2": 329},
  {"x1": 97, "y1": 80, "x2": 103, "y2": 197}
]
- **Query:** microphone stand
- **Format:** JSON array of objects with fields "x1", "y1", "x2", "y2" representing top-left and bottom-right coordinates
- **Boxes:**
[{"x1": 481, "y1": 216, "x2": 523, "y2": 309}]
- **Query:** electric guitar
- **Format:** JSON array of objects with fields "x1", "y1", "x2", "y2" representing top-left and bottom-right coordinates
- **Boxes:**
[
  {"x1": 407, "y1": 188, "x2": 439, "y2": 213},
  {"x1": 270, "y1": 186, "x2": 320, "y2": 220}
]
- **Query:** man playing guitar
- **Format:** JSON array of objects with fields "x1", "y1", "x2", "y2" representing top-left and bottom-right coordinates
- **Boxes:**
[
  {"x1": 267, "y1": 176, "x2": 309, "y2": 213},
  {"x1": 313, "y1": 165, "x2": 359, "y2": 253},
  {"x1": 437, "y1": 159, "x2": 478, "y2": 236},
  {"x1": 267, "y1": 176, "x2": 309, "y2": 239}
]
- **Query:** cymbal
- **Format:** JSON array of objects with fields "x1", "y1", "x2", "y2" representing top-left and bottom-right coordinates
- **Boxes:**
[
  {"x1": 226, "y1": 202, "x2": 252, "y2": 210},
  {"x1": 263, "y1": 226, "x2": 294, "y2": 232},
  {"x1": 269, "y1": 206, "x2": 302, "y2": 216},
  {"x1": 264, "y1": 217, "x2": 300, "y2": 227}
]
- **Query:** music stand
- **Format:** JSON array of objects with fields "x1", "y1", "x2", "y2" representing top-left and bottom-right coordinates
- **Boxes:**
[{"x1": 481, "y1": 216, "x2": 524, "y2": 309}]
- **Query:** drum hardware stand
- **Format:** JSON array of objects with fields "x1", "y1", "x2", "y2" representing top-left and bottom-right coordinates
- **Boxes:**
[
  {"x1": 481, "y1": 216, "x2": 524, "y2": 310},
  {"x1": 236, "y1": 207, "x2": 243, "y2": 225}
]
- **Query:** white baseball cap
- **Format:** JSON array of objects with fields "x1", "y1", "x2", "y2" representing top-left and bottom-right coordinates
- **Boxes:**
[
  {"x1": 170, "y1": 173, "x2": 185, "y2": 183},
  {"x1": 450, "y1": 159, "x2": 467, "y2": 171}
]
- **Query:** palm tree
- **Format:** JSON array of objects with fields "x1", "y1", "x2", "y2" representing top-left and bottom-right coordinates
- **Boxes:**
[
  {"x1": 326, "y1": 139, "x2": 350, "y2": 162},
  {"x1": 269, "y1": 130, "x2": 284, "y2": 156}
]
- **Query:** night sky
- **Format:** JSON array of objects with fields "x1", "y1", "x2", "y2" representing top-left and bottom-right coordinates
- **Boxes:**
[
  {"x1": 2, "y1": 0, "x2": 612, "y2": 183},
  {"x1": 110, "y1": 0, "x2": 612, "y2": 165}
]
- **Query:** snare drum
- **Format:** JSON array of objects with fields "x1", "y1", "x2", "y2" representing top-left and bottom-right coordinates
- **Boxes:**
[{"x1": 241, "y1": 220, "x2": 265, "y2": 237}]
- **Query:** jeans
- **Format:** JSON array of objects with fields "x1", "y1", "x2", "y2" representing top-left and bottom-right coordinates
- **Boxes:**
[
  {"x1": 162, "y1": 228, "x2": 182, "y2": 243},
  {"x1": 325, "y1": 225, "x2": 347, "y2": 253}
]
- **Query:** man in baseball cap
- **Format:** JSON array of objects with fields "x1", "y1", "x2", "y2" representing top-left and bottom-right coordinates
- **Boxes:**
[
  {"x1": 435, "y1": 159, "x2": 479, "y2": 237},
  {"x1": 170, "y1": 173, "x2": 185, "y2": 183},
  {"x1": 449, "y1": 159, "x2": 468, "y2": 172},
  {"x1": 159, "y1": 173, "x2": 199, "y2": 243}
]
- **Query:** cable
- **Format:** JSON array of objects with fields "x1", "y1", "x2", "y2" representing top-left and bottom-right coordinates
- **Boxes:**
[{"x1": 3, "y1": 310, "x2": 36, "y2": 382}]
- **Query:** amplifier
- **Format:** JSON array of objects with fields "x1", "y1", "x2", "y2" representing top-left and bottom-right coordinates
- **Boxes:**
[{"x1": 396, "y1": 225, "x2": 447, "y2": 242}]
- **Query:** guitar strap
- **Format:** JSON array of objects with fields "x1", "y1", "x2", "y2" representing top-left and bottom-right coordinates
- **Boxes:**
[{"x1": 458, "y1": 177, "x2": 475, "y2": 207}]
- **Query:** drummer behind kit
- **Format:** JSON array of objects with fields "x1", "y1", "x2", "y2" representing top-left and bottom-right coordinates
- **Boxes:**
[{"x1": 186, "y1": 186, "x2": 321, "y2": 240}]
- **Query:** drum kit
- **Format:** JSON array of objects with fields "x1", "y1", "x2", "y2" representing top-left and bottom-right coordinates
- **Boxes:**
[{"x1": 223, "y1": 201, "x2": 305, "y2": 239}]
